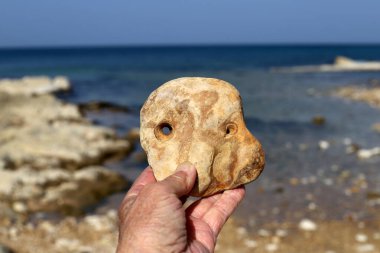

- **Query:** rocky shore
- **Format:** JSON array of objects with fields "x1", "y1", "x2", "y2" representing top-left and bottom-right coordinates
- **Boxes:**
[
  {"x1": 1, "y1": 76, "x2": 380, "y2": 253},
  {"x1": 0, "y1": 77, "x2": 131, "y2": 252}
]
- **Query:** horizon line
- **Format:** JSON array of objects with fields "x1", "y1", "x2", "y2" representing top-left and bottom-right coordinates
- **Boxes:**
[{"x1": 1, "y1": 42, "x2": 380, "y2": 50}]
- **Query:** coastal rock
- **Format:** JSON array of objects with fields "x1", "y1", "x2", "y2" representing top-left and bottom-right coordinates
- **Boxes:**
[
  {"x1": 0, "y1": 93, "x2": 130, "y2": 170},
  {"x1": 357, "y1": 147, "x2": 380, "y2": 159},
  {"x1": 140, "y1": 77, "x2": 265, "y2": 197},
  {"x1": 0, "y1": 93, "x2": 81, "y2": 127},
  {"x1": 0, "y1": 166, "x2": 128, "y2": 214},
  {"x1": 334, "y1": 86, "x2": 380, "y2": 108},
  {"x1": 312, "y1": 115, "x2": 326, "y2": 126},
  {"x1": 0, "y1": 76, "x2": 70, "y2": 96},
  {"x1": 0, "y1": 76, "x2": 131, "y2": 215},
  {"x1": 0, "y1": 212, "x2": 119, "y2": 253},
  {"x1": 0, "y1": 121, "x2": 130, "y2": 170},
  {"x1": 273, "y1": 56, "x2": 380, "y2": 73}
]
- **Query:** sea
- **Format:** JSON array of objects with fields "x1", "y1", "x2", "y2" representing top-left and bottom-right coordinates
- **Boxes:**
[{"x1": 1, "y1": 45, "x2": 380, "y2": 224}]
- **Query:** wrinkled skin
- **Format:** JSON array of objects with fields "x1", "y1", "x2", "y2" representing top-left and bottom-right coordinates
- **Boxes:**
[
  {"x1": 141, "y1": 77, "x2": 265, "y2": 196},
  {"x1": 117, "y1": 163, "x2": 245, "y2": 253}
]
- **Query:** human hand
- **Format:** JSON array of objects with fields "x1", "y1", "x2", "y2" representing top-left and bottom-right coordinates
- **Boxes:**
[{"x1": 117, "y1": 163, "x2": 245, "y2": 253}]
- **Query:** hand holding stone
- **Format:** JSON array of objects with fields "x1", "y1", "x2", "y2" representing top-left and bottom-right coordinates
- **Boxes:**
[{"x1": 117, "y1": 164, "x2": 245, "y2": 253}]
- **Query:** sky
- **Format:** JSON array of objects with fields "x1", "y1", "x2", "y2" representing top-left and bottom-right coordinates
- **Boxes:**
[{"x1": 0, "y1": 0, "x2": 380, "y2": 48}]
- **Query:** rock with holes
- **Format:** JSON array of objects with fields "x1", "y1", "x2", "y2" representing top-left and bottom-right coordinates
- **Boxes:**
[{"x1": 140, "y1": 77, "x2": 265, "y2": 196}]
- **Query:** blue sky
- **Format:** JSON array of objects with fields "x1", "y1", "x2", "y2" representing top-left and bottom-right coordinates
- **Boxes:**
[{"x1": 1, "y1": 0, "x2": 380, "y2": 47}]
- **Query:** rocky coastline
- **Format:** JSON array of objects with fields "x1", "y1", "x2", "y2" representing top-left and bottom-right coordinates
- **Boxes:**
[{"x1": 0, "y1": 77, "x2": 131, "y2": 252}]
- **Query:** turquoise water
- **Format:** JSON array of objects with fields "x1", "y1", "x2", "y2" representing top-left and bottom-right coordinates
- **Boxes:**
[{"x1": 1, "y1": 45, "x2": 380, "y2": 222}]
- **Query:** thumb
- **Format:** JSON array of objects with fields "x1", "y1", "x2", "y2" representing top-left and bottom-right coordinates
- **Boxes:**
[{"x1": 159, "y1": 162, "x2": 197, "y2": 197}]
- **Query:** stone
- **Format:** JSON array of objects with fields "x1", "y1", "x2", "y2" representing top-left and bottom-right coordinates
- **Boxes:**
[
  {"x1": 357, "y1": 147, "x2": 380, "y2": 159},
  {"x1": 0, "y1": 166, "x2": 128, "y2": 215},
  {"x1": 273, "y1": 56, "x2": 380, "y2": 73},
  {"x1": 0, "y1": 93, "x2": 131, "y2": 170},
  {"x1": 298, "y1": 219, "x2": 317, "y2": 231},
  {"x1": 140, "y1": 77, "x2": 265, "y2": 196},
  {"x1": 0, "y1": 76, "x2": 70, "y2": 96},
  {"x1": 356, "y1": 233, "x2": 368, "y2": 243},
  {"x1": 311, "y1": 115, "x2": 326, "y2": 125},
  {"x1": 335, "y1": 86, "x2": 380, "y2": 108},
  {"x1": 318, "y1": 140, "x2": 330, "y2": 150}
]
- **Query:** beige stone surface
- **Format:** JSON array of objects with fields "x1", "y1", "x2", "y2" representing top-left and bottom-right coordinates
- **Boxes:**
[{"x1": 140, "y1": 77, "x2": 265, "y2": 196}]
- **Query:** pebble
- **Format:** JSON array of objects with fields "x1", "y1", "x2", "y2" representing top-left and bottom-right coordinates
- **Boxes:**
[
  {"x1": 243, "y1": 239, "x2": 258, "y2": 248},
  {"x1": 298, "y1": 219, "x2": 317, "y2": 231},
  {"x1": 84, "y1": 215, "x2": 115, "y2": 232},
  {"x1": 343, "y1": 138, "x2": 352, "y2": 145},
  {"x1": 301, "y1": 177, "x2": 309, "y2": 185},
  {"x1": 330, "y1": 164, "x2": 339, "y2": 172},
  {"x1": 356, "y1": 233, "x2": 368, "y2": 243},
  {"x1": 8, "y1": 228, "x2": 18, "y2": 238},
  {"x1": 39, "y1": 221, "x2": 55, "y2": 234},
  {"x1": 55, "y1": 238, "x2": 80, "y2": 250},
  {"x1": 323, "y1": 178, "x2": 333, "y2": 186},
  {"x1": 358, "y1": 222, "x2": 366, "y2": 229},
  {"x1": 308, "y1": 202, "x2": 317, "y2": 210},
  {"x1": 319, "y1": 140, "x2": 330, "y2": 150},
  {"x1": 265, "y1": 243, "x2": 278, "y2": 252},
  {"x1": 12, "y1": 202, "x2": 27, "y2": 213},
  {"x1": 289, "y1": 177, "x2": 299, "y2": 186},
  {"x1": 357, "y1": 147, "x2": 380, "y2": 159},
  {"x1": 236, "y1": 227, "x2": 247, "y2": 236},
  {"x1": 299, "y1": 143, "x2": 308, "y2": 151},
  {"x1": 356, "y1": 244, "x2": 375, "y2": 252},
  {"x1": 275, "y1": 229, "x2": 288, "y2": 237},
  {"x1": 258, "y1": 229, "x2": 271, "y2": 237}
]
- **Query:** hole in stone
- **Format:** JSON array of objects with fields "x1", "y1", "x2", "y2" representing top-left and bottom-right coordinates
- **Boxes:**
[
  {"x1": 160, "y1": 123, "x2": 172, "y2": 136},
  {"x1": 154, "y1": 122, "x2": 174, "y2": 141},
  {"x1": 225, "y1": 123, "x2": 237, "y2": 136}
]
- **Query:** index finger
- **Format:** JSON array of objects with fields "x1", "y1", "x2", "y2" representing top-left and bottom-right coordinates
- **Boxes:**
[
  {"x1": 125, "y1": 166, "x2": 157, "y2": 199},
  {"x1": 201, "y1": 186, "x2": 246, "y2": 238}
]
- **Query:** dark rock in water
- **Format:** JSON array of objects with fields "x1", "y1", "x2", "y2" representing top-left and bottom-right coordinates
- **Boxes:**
[
  {"x1": 346, "y1": 143, "x2": 361, "y2": 154},
  {"x1": 311, "y1": 115, "x2": 326, "y2": 126},
  {"x1": 366, "y1": 191, "x2": 380, "y2": 200},
  {"x1": 79, "y1": 101, "x2": 130, "y2": 113}
]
